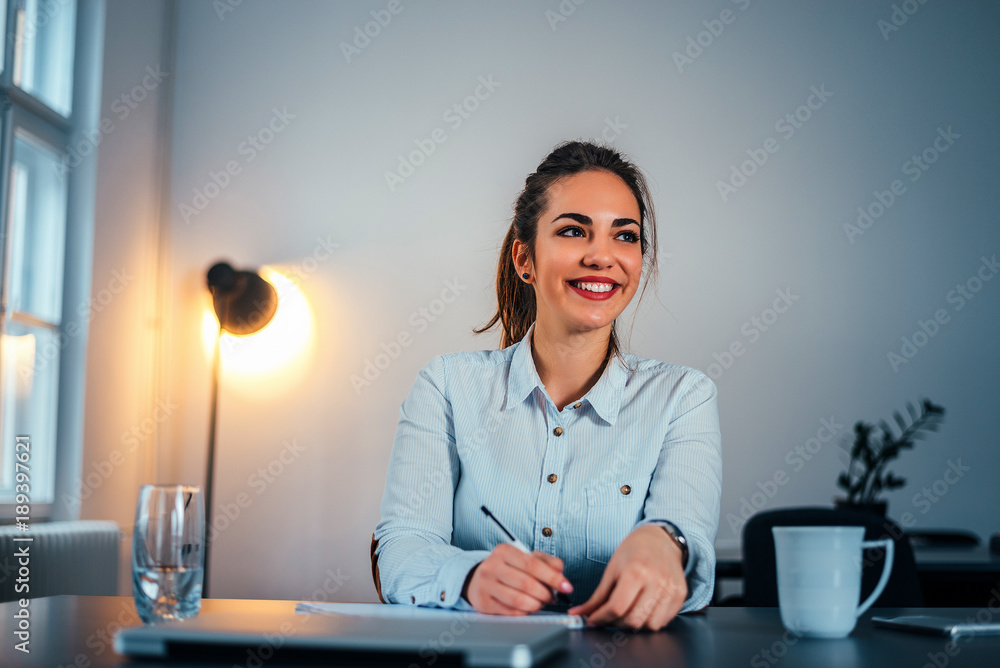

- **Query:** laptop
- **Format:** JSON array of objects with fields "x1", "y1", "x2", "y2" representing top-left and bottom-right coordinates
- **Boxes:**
[{"x1": 113, "y1": 608, "x2": 569, "y2": 667}]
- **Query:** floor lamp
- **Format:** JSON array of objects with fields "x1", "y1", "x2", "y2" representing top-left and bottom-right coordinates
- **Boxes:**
[{"x1": 203, "y1": 261, "x2": 278, "y2": 598}]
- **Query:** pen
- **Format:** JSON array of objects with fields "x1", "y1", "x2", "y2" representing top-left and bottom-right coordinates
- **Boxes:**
[{"x1": 480, "y1": 505, "x2": 572, "y2": 605}]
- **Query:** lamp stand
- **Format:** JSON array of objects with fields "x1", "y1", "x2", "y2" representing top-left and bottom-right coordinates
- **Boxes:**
[{"x1": 203, "y1": 324, "x2": 222, "y2": 599}]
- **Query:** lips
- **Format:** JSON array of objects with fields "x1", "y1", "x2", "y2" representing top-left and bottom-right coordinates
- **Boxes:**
[{"x1": 567, "y1": 280, "x2": 621, "y2": 301}]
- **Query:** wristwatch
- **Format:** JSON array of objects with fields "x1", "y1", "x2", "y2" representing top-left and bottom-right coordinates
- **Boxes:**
[{"x1": 651, "y1": 520, "x2": 689, "y2": 571}]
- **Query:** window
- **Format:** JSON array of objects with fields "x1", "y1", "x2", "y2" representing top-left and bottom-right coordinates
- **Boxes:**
[{"x1": 0, "y1": 0, "x2": 80, "y2": 512}]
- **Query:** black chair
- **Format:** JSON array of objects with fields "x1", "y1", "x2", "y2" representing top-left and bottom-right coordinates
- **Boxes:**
[
  {"x1": 905, "y1": 529, "x2": 980, "y2": 549},
  {"x1": 741, "y1": 507, "x2": 923, "y2": 607}
]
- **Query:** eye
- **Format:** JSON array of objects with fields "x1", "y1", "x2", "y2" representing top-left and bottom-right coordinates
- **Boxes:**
[
  {"x1": 617, "y1": 230, "x2": 640, "y2": 244},
  {"x1": 557, "y1": 226, "x2": 585, "y2": 238}
]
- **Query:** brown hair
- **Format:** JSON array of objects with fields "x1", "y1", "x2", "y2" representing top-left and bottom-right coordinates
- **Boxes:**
[{"x1": 473, "y1": 141, "x2": 659, "y2": 366}]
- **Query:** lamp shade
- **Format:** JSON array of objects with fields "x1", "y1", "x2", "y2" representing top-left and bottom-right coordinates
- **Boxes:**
[{"x1": 206, "y1": 261, "x2": 278, "y2": 335}]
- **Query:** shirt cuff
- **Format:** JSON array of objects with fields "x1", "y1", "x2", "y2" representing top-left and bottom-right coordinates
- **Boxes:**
[{"x1": 422, "y1": 549, "x2": 491, "y2": 610}]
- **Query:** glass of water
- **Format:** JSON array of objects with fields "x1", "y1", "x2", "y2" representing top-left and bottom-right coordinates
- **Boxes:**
[{"x1": 132, "y1": 484, "x2": 205, "y2": 623}]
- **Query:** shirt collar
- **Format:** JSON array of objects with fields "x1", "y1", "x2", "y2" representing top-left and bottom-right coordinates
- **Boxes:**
[{"x1": 505, "y1": 321, "x2": 627, "y2": 425}]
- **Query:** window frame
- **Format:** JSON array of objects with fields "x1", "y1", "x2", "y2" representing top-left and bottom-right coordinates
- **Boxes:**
[{"x1": 0, "y1": 0, "x2": 104, "y2": 521}]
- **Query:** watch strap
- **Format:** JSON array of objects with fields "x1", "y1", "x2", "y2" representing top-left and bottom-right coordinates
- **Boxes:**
[{"x1": 649, "y1": 520, "x2": 692, "y2": 575}]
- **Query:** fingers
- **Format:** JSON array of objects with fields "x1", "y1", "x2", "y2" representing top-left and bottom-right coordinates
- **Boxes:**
[
  {"x1": 531, "y1": 551, "x2": 564, "y2": 573},
  {"x1": 495, "y1": 562, "x2": 557, "y2": 605},
  {"x1": 582, "y1": 579, "x2": 686, "y2": 631},
  {"x1": 524, "y1": 551, "x2": 572, "y2": 595},
  {"x1": 581, "y1": 577, "x2": 642, "y2": 628},
  {"x1": 468, "y1": 544, "x2": 572, "y2": 615},
  {"x1": 567, "y1": 568, "x2": 615, "y2": 617}
]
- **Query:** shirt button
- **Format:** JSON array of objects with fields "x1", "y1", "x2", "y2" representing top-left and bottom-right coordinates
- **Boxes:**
[
  {"x1": 440, "y1": 591, "x2": 446, "y2": 601},
  {"x1": 573, "y1": 402, "x2": 582, "y2": 409},
  {"x1": 553, "y1": 427, "x2": 564, "y2": 436},
  {"x1": 547, "y1": 474, "x2": 558, "y2": 484},
  {"x1": 542, "y1": 527, "x2": 553, "y2": 537},
  {"x1": 621, "y1": 484, "x2": 632, "y2": 495}
]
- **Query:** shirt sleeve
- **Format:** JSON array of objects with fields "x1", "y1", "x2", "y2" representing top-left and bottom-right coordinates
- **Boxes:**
[
  {"x1": 373, "y1": 355, "x2": 490, "y2": 609},
  {"x1": 635, "y1": 370, "x2": 722, "y2": 612}
]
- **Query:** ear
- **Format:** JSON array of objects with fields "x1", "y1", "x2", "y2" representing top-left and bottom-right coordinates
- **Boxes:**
[{"x1": 511, "y1": 239, "x2": 531, "y2": 276}]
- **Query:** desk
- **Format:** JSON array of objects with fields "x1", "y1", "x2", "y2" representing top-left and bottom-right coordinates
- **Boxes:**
[
  {"x1": 716, "y1": 545, "x2": 1000, "y2": 606},
  {"x1": 2, "y1": 596, "x2": 999, "y2": 667}
]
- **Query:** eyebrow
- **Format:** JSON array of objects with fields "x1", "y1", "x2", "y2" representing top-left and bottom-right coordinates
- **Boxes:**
[{"x1": 551, "y1": 213, "x2": 640, "y2": 228}]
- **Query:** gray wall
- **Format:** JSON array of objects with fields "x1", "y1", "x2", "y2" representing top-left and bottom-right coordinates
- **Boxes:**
[{"x1": 87, "y1": 1, "x2": 999, "y2": 602}]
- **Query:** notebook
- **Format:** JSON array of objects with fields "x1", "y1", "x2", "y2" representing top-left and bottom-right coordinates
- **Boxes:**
[
  {"x1": 297, "y1": 601, "x2": 587, "y2": 628},
  {"x1": 114, "y1": 606, "x2": 572, "y2": 667}
]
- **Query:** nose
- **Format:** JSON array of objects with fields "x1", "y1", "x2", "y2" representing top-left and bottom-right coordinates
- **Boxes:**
[{"x1": 581, "y1": 234, "x2": 614, "y2": 269}]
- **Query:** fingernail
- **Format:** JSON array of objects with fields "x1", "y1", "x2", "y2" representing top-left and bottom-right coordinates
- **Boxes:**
[{"x1": 560, "y1": 580, "x2": 573, "y2": 593}]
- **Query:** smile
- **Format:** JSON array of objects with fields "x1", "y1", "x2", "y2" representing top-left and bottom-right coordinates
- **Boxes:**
[{"x1": 567, "y1": 280, "x2": 620, "y2": 300}]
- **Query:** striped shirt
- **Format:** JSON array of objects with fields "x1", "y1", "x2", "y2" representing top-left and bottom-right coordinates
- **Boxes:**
[{"x1": 374, "y1": 321, "x2": 722, "y2": 612}]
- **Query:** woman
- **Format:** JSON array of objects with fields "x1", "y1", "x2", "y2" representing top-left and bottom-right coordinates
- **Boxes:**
[{"x1": 372, "y1": 141, "x2": 722, "y2": 631}]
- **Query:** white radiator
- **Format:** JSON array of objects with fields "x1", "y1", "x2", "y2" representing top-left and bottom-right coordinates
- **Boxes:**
[{"x1": 0, "y1": 520, "x2": 120, "y2": 602}]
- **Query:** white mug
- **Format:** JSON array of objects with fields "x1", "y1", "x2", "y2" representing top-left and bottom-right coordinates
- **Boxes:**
[{"x1": 772, "y1": 526, "x2": 894, "y2": 638}]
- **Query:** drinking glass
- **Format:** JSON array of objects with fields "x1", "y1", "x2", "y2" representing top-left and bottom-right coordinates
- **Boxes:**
[{"x1": 132, "y1": 484, "x2": 205, "y2": 623}]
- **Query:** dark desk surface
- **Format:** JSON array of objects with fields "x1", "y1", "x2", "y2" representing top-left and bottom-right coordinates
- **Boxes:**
[
  {"x1": 2, "y1": 596, "x2": 1000, "y2": 667},
  {"x1": 716, "y1": 544, "x2": 1000, "y2": 578}
]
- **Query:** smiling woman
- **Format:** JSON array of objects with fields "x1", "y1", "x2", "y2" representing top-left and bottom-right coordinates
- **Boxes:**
[{"x1": 372, "y1": 141, "x2": 722, "y2": 632}]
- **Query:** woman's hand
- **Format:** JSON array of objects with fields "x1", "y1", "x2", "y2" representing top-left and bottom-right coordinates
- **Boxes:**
[
  {"x1": 463, "y1": 544, "x2": 574, "y2": 615},
  {"x1": 567, "y1": 524, "x2": 687, "y2": 631}
]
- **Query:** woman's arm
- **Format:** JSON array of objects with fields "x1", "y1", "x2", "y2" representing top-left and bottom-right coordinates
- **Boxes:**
[
  {"x1": 373, "y1": 355, "x2": 490, "y2": 609},
  {"x1": 569, "y1": 370, "x2": 723, "y2": 628},
  {"x1": 639, "y1": 370, "x2": 723, "y2": 610}
]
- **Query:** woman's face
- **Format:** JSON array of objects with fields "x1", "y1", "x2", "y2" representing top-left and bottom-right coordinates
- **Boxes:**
[{"x1": 515, "y1": 170, "x2": 644, "y2": 336}]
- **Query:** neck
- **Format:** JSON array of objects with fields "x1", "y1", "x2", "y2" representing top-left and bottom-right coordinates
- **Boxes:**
[{"x1": 529, "y1": 316, "x2": 613, "y2": 408}]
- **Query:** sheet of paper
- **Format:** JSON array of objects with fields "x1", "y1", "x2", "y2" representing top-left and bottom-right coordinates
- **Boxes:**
[{"x1": 296, "y1": 601, "x2": 585, "y2": 629}]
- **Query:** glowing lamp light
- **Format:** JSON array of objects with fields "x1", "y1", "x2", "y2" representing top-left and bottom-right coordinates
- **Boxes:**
[{"x1": 201, "y1": 267, "x2": 312, "y2": 376}]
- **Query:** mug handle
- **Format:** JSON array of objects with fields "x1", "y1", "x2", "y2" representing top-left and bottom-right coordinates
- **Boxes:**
[{"x1": 856, "y1": 538, "x2": 894, "y2": 617}]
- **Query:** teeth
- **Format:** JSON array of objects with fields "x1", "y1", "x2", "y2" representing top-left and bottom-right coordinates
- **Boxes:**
[{"x1": 571, "y1": 281, "x2": 616, "y2": 293}]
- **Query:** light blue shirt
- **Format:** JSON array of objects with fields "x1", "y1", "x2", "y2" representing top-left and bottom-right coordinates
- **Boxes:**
[{"x1": 374, "y1": 322, "x2": 722, "y2": 612}]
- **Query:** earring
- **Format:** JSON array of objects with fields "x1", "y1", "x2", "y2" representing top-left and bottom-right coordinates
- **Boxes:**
[{"x1": 522, "y1": 272, "x2": 529, "y2": 279}]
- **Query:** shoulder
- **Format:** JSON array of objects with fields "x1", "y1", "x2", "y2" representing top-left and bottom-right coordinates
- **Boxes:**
[
  {"x1": 415, "y1": 347, "x2": 514, "y2": 386},
  {"x1": 618, "y1": 353, "x2": 717, "y2": 400}
]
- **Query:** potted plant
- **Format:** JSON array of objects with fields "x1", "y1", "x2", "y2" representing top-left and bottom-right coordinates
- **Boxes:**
[{"x1": 836, "y1": 398, "x2": 945, "y2": 516}]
